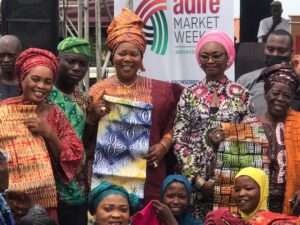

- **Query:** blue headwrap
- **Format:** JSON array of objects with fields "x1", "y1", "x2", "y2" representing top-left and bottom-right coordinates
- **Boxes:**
[
  {"x1": 160, "y1": 175, "x2": 192, "y2": 199},
  {"x1": 88, "y1": 181, "x2": 140, "y2": 215},
  {"x1": 160, "y1": 175, "x2": 201, "y2": 225}
]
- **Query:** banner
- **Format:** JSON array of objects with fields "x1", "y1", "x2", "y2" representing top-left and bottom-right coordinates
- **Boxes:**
[{"x1": 115, "y1": 0, "x2": 234, "y2": 85}]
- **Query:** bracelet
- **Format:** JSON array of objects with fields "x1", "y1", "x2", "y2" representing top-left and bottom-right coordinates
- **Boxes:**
[
  {"x1": 159, "y1": 136, "x2": 173, "y2": 152},
  {"x1": 159, "y1": 142, "x2": 168, "y2": 152}
]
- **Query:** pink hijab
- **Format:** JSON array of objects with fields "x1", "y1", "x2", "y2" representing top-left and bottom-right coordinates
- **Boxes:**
[{"x1": 195, "y1": 30, "x2": 235, "y2": 69}]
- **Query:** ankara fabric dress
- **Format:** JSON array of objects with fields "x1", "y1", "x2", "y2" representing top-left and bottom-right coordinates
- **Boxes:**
[
  {"x1": 173, "y1": 77, "x2": 250, "y2": 219},
  {"x1": 214, "y1": 117, "x2": 270, "y2": 212},
  {"x1": 92, "y1": 95, "x2": 152, "y2": 197},
  {"x1": 89, "y1": 75, "x2": 182, "y2": 201},
  {"x1": 0, "y1": 97, "x2": 83, "y2": 214}
]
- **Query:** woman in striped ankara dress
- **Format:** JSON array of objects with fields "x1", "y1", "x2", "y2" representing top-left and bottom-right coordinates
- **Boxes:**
[{"x1": 0, "y1": 48, "x2": 83, "y2": 222}]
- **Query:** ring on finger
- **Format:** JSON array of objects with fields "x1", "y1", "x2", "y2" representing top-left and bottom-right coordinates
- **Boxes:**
[{"x1": 100, "y1": 106, "x2": 107, "y2": 113}]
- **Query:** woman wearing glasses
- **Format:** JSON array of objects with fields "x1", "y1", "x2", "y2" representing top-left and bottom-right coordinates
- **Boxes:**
[{"x1": 173, "y1": 31, "x2": 250, "y2": 220}]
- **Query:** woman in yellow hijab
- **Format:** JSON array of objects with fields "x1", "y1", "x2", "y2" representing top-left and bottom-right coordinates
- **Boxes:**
[
  {"x1": 233, "y1": 167, "x2": 269, "y2": 221},
  {"x1": 232, "y1": 167, "x2": 298, "y2": 225}
]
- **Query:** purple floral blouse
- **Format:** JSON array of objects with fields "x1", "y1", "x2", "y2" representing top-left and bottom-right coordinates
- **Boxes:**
[{"x1": 173, "y1": 77, "x2": 250, "y2": 181}]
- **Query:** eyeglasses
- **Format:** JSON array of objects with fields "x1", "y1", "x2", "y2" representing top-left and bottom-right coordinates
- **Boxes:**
[{"x1": 199, "y1": 52, "x2": 226, "y2": 63}]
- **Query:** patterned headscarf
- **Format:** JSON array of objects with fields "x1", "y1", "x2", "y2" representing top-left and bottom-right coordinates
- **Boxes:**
[
  {"x1": 195, "y1": 30, "x2": 236, "y2": 69},
  {"x1": 88, "y1": 181, "x2": 140, "y2": 215},
  {"x1": 57, "y1": 37, "x2": 91, "y2": 58},
  {"x1": 262, "y1": 63, "x2": 299, "y2": 94},
  {"x1": 106, "y1": 8, "x2": 146, "y2": 54},
  {"x1": 15, "y1": 48, "x2": 58, "y2": 82},
  {"x1": 235, "y1": 167, "x2": 269, "y2": 221},
  {"x1": 205, "y1": 208, "x2": 246, "y2": 225}
]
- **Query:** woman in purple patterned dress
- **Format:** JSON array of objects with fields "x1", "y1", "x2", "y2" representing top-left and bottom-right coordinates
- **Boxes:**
[{"x1": 173, "y1": 31, "x2": 250, "y2": 219}]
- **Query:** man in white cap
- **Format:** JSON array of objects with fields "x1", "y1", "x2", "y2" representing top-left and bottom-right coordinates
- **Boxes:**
[{"x1": 257, "y1": 0, "x2": 290, "y2": 43}]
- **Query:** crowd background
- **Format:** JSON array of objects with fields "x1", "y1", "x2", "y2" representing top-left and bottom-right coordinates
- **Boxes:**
[{"x1": 1, "y1": 1, "x2": 300, "y2": 225}]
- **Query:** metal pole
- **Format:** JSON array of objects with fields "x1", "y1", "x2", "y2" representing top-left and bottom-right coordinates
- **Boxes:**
[
  {"x1": 95, "y1": 0, "x2": 102, "y2": 80},
  {"x1": 101, "y1": 51, "x2": 111, "y2": 78},
  {"x1": 127, "y1": 0, "x2": 133, "y2": 9},
  {"x1": 84, "y1": 0, "x2": 89, "y2": 40},
  {"x1": 83, "y1": 0, "x2": 90, "y2": 89},
  {"x1": 60, "y1": 0, "x2": 67, "y2": 37},
  {"x1": 78, "y1": 0, "x2": 84, "y2": 37}
]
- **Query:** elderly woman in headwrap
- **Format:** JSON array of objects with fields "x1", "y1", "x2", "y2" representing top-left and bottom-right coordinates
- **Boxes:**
[
  {"x1": 0, "y1": 48, "x2": 83, "y2": 221},
  {"x1": 86, "y1": 8, "x2": 182, "y2": 203},
  {"x1": 258, "y1": 63, "x2": 300, "y2": 215},
  {"x1": 88, "y1": 181, "x2": 140, "y2": 225},
  {"x1": 173, "y1": 31, "x2": 250, "y2": 219}
]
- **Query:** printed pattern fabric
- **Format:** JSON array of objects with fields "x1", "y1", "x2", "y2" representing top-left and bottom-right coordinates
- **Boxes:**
[
  {"x1": 89, "y1": 75, "x2": 183, "y2": 202},
  {"x1": 48, "y1": 86, "x2": 86, "y2": 139},
  {"x1": 92, "y1": 95, "x2": 153, "y2": 198},
  {"x1": 89, "y1": 75, "x2": 152, "y2": 104},
  {"x1": 214, "y1": 117, "x2": 270, "y2": 212},
  {"x1": 262, "y1": 121, "x2": 287, "y2": 213},
  {"x1": 281, "y1": 110, "x2": 300, "y2": 214},
  {"x1": 248, "y1": 210, "x2": 299, "y2": 225},
  {"x1": 173, "y1": 77, "x2": 250, "y2": 219},
  {"x1": 0, "y1": 105, "x2": 57, "y2": 208},
  {"x1": 48, "y1": 87, "x2": 87, "y2": 205},
  {"x1": 174, "y1": 77, "x2": 250, "y2": 181}
]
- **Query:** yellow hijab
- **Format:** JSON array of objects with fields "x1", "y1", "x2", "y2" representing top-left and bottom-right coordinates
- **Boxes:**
[{"x1": 235, "y1": 167, "x2": 269, "y2": 221}]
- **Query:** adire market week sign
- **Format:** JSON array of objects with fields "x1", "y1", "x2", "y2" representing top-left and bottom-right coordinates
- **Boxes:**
[
  {"x1": 115, "y1": 0, "x2": 234, "y2": 85},
  {"x1": 173, "y1": 0, "x2": 221, "y2": 55}
]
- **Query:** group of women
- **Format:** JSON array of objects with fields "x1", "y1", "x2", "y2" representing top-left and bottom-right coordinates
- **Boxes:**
[{"x1": 1, "y1": 6, "x2": 300, "y2": 225}]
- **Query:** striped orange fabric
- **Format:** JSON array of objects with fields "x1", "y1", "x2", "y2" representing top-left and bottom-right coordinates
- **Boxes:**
[
  {"x1": 89, "y1": 75, "x2": 152, "y2": 104},
  {"x1": 0, "y1": 105, "x2": 57, "y2": 208},
  {"x1": 284, "y1": 109, "x2": 300, "y2": 214}
]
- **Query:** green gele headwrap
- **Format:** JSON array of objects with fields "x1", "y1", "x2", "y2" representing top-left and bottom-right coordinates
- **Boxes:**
[{"x1": 57, "y1": 37, "x2": 91, "y2": 58}]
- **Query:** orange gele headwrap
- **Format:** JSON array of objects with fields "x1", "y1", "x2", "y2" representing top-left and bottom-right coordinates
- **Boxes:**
[{"x1": 106, "y1": 8, "x2": 146, "y2": 54}]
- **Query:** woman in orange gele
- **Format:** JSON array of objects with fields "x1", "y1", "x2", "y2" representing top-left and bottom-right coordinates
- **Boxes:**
[{"x1": 85, "y1": 8, "x2": 182, "y2": 203}]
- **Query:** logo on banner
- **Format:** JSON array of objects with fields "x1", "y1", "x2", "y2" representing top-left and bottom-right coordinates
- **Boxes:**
[{"x1": 135, "y1": 0, "x2": 168, "y2": 55}]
